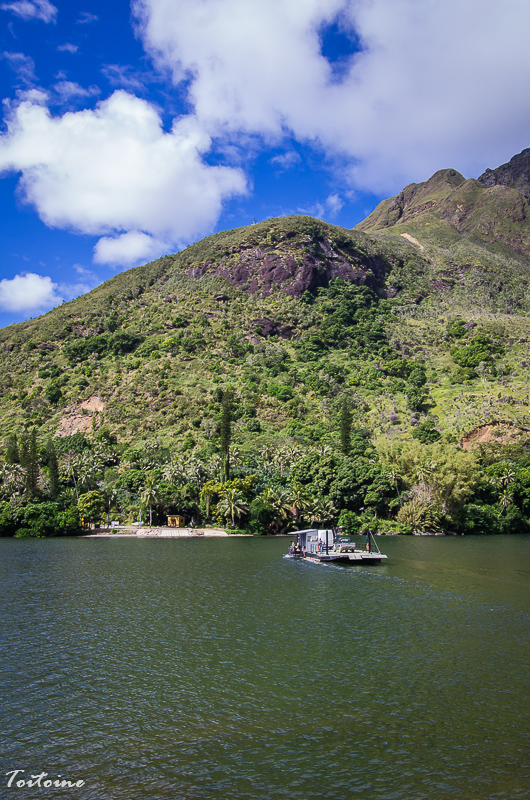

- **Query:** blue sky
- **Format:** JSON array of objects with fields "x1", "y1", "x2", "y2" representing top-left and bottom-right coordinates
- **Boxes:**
[{"x1": 1, "y1": 0, "x2": 530, "y2": 328}]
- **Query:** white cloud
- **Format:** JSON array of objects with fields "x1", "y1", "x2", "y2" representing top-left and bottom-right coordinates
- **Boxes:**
[
  {"x1": 57, "y1": 43, "x2": 78, "y2": 54},
  {"x1": 0, "y1": 270, "x2": 94, "y2": 314},
  {"x1": 94, "y1": 231, "x2": 169, "y2": 267},
  {"x1": 76, "y1": 11, "x2": 98, "y2": 24},
  {"x1": 2, "y1": 51, "x2": 37, "y2": 86},
  {"x1": 73, "y1": 263, "x2": 98, "y2": 280},
  {"x1": 133, "y1": 0, "x2": 530, "y2": 191},
  {"x1": 52, "y1": 80, "x2": 100, "y2": 102},
  {"x1": 0, "y1": 0, "x2": 57, "y2": 23},
  {"x1": 0, "y1": 272, "x2": 62, "y2": 312},
  {"x1": 300, "y1": 192, "x2": 344, "y2": 220},
  {"x1": 102, "y1": 64, "x2": 146, "y2": 92},
  {"x1": 270, "y1": 151, "x2": 301, "y2": 171},
  {"x1": 57, "y1": 280, "x2": 92, "y2": 300},
  {"x1": 325, "y1": 193, "x2": 343, "y2": 216},
  {"x1": 0, "y1": 90, "x2": 247, "y2": 265}
]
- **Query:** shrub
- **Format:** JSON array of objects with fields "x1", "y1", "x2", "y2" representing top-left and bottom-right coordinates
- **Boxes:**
[
  {"x1": 451, "y1": 334, "x2": 503, "y2": 369},
  {"x1": 267, "y1": 383, "x2": 294, "y2": 401},
  {"x1": 45, "y1": 384, "x2": 62, "y2": 404},
  {"x1": 406, "y1": 387, "x2": 430, "y2": 412},
  {"x1": 412, "y1": 417, "x2": 441, "y2": 444}
]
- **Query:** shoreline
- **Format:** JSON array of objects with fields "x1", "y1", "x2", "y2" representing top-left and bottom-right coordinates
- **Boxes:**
[{"x1": 83, "y1": 526, "x2": 234, "y2": 538}]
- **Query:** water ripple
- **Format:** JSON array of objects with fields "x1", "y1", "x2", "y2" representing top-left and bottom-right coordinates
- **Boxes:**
[{"x1": 0, "y1": 536, "x2": 529, "y2": 800}]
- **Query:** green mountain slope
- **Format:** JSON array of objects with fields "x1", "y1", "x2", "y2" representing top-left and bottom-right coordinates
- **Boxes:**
[
  {"x1": 2, "y1": 156, "x2": 530, "y2": 537},
  {"x1": 1, "y1": 200, "x2": 530, "y2": 449},
  {"x1": 356, "y1": 151, "x2": 530, "y2": 314}
]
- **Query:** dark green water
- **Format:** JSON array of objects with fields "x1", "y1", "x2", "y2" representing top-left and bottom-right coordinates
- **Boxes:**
[{"x1": 1, "y1": 535, "x2": 529, "y2": 800}]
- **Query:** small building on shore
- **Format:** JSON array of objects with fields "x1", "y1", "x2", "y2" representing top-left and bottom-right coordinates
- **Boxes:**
[{"x1": 167, "y1": 515, "x2": 185, "y2": 528}]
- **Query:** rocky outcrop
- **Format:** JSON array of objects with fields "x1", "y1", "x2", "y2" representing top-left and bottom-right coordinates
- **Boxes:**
[
  {"x1": 188, "y1": 234, "x2": 392, "y2": 298},
  {"x1": 478, "y1": 148, "x2": 530, "y2": 202}
]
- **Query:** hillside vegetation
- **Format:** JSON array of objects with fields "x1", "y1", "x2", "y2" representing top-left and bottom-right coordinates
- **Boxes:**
[{"x1": 2, "y1": 152, "x2": 530, "y2": 537}]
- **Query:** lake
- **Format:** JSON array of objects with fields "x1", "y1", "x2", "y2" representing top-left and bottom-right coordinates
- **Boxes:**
[{"x1": 1, "y1": 535, "x2": 529, "y2": 800}]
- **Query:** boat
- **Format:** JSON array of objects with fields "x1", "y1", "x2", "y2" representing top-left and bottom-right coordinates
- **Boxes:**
[{"x1": 287, "y1": 528, "x2": 388, "y2": 565}]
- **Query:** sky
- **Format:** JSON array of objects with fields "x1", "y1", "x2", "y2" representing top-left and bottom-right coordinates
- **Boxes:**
[{"x1": 1, "y1": 0, "x2": 530, "y2": 328}]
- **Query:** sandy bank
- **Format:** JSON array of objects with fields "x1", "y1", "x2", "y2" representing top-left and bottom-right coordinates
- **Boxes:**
[{"x1": 84, "y1": 526, "x2": 232, "y2": 538}]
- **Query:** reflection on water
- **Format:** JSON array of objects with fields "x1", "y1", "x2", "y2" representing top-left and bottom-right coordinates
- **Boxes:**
[{"x1": 1, "y1": 536, "x2": 529, "y2": 800}]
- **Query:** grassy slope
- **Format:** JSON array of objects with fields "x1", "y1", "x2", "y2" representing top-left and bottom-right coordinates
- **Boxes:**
[{"x1": 1, "y1": 201, "x2": 530, "y2": 455}]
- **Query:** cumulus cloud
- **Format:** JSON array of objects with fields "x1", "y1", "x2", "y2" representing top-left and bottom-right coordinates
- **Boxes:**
[
  {"x1": 94, "y1": 231, "x2": 170, "y2": 267},
  {"x1": 0, "y1": 0, "x2": 57, "y2": 23},
  {"x1": 2, "y1": 0, "x2": 529, "y2": 279},
  {"x1": 0, "y1": 90, "x2": 247, "y2": 265},
  {"x1": 133, "y1": 0, "x2": 530, "y2": 191},
  {"x1": 0, "y1": 272, "x2": 62, "y2": 312}
]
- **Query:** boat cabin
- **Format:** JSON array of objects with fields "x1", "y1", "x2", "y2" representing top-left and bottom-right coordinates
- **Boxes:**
[{"x1": 295, "y1": 529, "x2": 334, "y2": 554}]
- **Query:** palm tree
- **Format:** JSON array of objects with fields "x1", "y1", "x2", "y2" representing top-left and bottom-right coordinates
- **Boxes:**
[
  {"x1": 0, "y1": 463, "x2": 25, "y2": 499},
  {"x1": 259, "y1": 445, "x2": 275, "y2": 475},
  {"x1": 185, "y1": 457, "x2": 207, "y2": 488},
  {"x1": 200, "y1": 482, "x2": 217, "y2": 519},
  {"x1": 500, "y1": 487, "x2": 513, "y2": 515},
  {"x1": 162, "y1": 460, "x2": 182, "y2": 485},
  {"x1": 206, "y1": 454, "x2": 224, "y2": 482},
  {"x1": 272, "y1": 447, "x2": 289, "y2": 477},
  {"x1": 307, "y1": 498, "x2": 337, "y2": 527},
  {"x1": 386, "y1": 466, "x2": 402, "y2": 505},
  {"x1": 260, "y1": 487, "x2": 293, "y2": 532},
  {"x1": 217, "y1": 488, "x2": 248, "y2": 528},
  {"x1": 416, "y1": 461, "x2": 437, "y2": 493},
  {"x1": 288, "y1": 483, "x2": 312, "y2": 524},
  {"x1": 99, "y1": 482, "x2": 118, "y2": 527},
  {"x1": 500, "y1": 469, "x2": 516, "y2": 489},
  {"x1": 140, "y1": 473, "x2": 159, "y2": 527},
  {"x1": 312, "y1": 444, "x2": 332, "y2": 458},
  {"x1": 61, "y1": 452, "x2": 80, "y2": 501}
]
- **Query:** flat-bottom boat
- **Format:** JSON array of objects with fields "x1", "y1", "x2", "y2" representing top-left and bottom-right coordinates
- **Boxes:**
[{"x1": 287, "y1": 529, "x2": 388, "y2": 565}]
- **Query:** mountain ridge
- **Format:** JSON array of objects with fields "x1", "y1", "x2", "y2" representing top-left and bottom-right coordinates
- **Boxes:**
[{"x1": 1, "y1": 150, "x2": 530, "y2": 454}]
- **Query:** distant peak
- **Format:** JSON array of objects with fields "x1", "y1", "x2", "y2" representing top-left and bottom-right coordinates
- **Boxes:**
[
  {"x1": 426, "y1": 168, "x2": 466, "y2": 187},
  {"x1": 478, "y1": 147, "x2": 530, "y2": 201}
]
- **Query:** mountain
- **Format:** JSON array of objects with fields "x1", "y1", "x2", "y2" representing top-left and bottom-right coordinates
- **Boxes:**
[
  {"x1": 478, "y1": 147, "x2": 530, "y2": 201},
  {"x1": 1, "y1": 156, "x2": 530, "y2": 457},
  {"x1": 357, "y1": 148, "x2": 530, "y2": 259}
]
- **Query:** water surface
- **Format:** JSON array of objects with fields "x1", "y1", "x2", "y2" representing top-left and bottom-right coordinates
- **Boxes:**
[{"x1": 1, "y1": 535, "x2": 529, "y2": 800}]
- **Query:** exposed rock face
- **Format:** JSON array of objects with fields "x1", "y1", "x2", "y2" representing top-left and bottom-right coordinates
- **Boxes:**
[
  {"x1": 251, "y1": 318, "x2": 294, "y2": 339},
  {"x1": 478, "y1": 148, "x2": 530, "y2": 202},
  {"x1": 189, "y1": 236, "x2": 392, "y2": 298}
]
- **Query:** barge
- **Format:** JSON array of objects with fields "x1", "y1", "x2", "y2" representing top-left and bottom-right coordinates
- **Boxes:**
[{"x1": 288, "y1": 528, "x2": 388, "y2": 565}]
